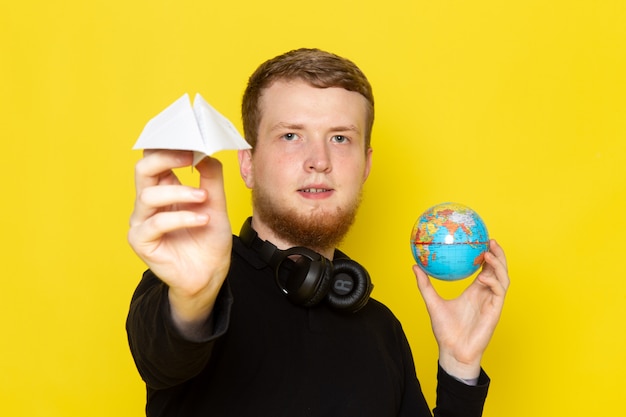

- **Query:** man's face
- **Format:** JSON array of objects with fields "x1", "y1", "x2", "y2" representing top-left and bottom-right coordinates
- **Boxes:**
[{"x1": 239, "y1": 79, "x2": 373, "y2": 253}]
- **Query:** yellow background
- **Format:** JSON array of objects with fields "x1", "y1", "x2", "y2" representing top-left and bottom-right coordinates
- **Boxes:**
[{"x1": 2, "y1": 1, "x2": 624, "y2": 415}]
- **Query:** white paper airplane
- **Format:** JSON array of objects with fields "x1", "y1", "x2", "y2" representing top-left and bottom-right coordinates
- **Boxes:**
[{"x1": 133, "y1": 93, "x2": 251, "y2": 166}]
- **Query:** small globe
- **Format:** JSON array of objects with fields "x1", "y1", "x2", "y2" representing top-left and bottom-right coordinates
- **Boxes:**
[{"x1": 410, "y1": 202, "x2": 490, "y2": 281}]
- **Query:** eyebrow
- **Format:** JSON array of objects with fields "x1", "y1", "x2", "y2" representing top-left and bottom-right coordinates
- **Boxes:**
[
  {"x1": 270, "y1": 122, "x2": 361, "y2": 134},
  {"x1": 270, "y1": 122, "x2": 305, "y2": 132}
]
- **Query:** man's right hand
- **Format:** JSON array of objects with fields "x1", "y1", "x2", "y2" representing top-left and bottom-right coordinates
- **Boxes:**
[{"x1": 128, "y1": 150, "x2": 232, "y2": 337}]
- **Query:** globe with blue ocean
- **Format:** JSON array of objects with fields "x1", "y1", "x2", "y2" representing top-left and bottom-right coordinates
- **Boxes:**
[{"x1": 410, "y1": 202, "x2": 490, "y2": 281}]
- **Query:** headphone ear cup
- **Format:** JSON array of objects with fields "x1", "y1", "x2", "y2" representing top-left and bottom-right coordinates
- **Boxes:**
[
  {"x1": 326, "y1": 259, "x2": 373, "y2": 313},
  {"x1": 285, "y1": 256, "x2": 333, "y2": 307}
]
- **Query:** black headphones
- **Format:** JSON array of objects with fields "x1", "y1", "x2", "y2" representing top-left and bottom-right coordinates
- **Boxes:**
[{"x1": 239, "y1": 217, "x2": 373, "y2": 313}]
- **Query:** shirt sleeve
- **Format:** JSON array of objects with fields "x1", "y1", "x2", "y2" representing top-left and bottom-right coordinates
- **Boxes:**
[
  {"x1": 433, "y1": 363, "x2": 490, "y2": 417},
  {"x1": 125, "y1": 269, "x2": 233, "y2": 390}
]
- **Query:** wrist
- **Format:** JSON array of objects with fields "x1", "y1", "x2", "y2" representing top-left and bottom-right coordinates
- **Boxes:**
[
  {"x1": 438, "y1": 352, "x2": 482, "y2": 381},
  {"x1": 168, "y1": 284, "x2": 219, "y2": 340}
]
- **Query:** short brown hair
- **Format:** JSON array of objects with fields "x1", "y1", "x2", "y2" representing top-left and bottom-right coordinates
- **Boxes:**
[{"x1": 242, "y1": 48, "x2": 374, "y2": 150}]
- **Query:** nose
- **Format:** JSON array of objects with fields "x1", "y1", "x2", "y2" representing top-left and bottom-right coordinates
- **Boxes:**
[{"x1": 304, "y1": 140, "x2": 332, "y2": 173}]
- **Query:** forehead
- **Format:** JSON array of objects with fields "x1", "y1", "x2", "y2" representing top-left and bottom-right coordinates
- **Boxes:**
[{"x1": 258, "y1": 80, "x2": 368, "y2": 129}]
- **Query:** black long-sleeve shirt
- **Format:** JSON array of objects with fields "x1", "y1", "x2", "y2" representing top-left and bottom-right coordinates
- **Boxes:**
[{"x1": 127, "y1": 237, "x2": 489, "y2": 416}]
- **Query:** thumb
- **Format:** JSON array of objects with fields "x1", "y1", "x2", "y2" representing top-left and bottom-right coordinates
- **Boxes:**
[
  {"x1": 413, "y1": 265, "x2": 440, "y2": 309},
  {"x1": 196, "y1": 157, "x2": 228, "y2": 209}
]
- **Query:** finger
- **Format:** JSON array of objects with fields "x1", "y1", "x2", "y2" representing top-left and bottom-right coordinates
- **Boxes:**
[
  {"x1": 130, "y1": 210, "x2": 210, "y2": 245},
  {"x1": 130, "y1": 185, "x2": 208, "y2": 227},
  {"x1": 413, "y1": 265, "x2": 442, "y2": 310},
  {"x1": 139, "y1": 185, "x2": 207, "y2": 210},
  {"x1": 195, "y1": 157, "x2": 228, "y2": 213},
  {"x1": 135, "y1": 150, "x2": 195, "y2": 193},
  {"x1": 478, "y1": 251, "x2": 510, "y2": 294},
  {"x1": 486, "y1": 241, "x2": 510, "y2": 291},
  {"x1": 488, "y1": 239, "x2": 507, "y2": 271}
]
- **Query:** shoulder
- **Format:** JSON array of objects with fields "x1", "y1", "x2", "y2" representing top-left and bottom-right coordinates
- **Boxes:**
[
  {"x1": 232, "y1": 235, "x2": 267, "y2": 269},
  {"x1": 357, "y1": 297, "x2": 406, "y2": 339}
]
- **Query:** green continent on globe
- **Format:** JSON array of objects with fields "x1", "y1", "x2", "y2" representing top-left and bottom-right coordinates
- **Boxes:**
[{"x1": 410, "y1": 202, "x2": 490, "y2": 281}]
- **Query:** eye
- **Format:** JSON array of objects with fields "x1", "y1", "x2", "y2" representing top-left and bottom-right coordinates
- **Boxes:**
[
  {"x1": 332, "y1": 135, "x2": 349, "y2": 144},
  {"x1": 282, "y1": 133, "x2": 299, "y2": 141}
]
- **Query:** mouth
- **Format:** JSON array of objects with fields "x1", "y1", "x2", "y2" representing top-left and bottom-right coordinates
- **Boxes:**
[
  {"x1": 298, "y1": 186, "x2": 334, "y2": 199},
  {"x1": 300, "y1": 188, "x2": 332, "y2": 193}
]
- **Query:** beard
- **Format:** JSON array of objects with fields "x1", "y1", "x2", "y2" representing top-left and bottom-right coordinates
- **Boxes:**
[{"x1": 252, "y1": 187, "x2": 362, "y2": 252}]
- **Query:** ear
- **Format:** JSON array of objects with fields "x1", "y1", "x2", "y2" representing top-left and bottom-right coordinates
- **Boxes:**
[
  {"x1": 362, "y1": 147, "x2": 373, "y2": 182},
  {"x1": 238, "y1": 149, "x2": 254, "y2": 188}
]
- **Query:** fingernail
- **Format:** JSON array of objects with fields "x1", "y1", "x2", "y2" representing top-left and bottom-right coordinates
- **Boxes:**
[
  {"x1": 191, "y1": 189, "x2": 206, "y2": 199},
  {"x1": 196, "y1": 213, "x2": 209, "y2": 223}
]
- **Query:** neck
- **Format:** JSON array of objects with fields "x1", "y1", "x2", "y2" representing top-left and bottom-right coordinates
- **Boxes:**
[{"x1": 249, "y1": 216, "x2": 336, "y2": 259}]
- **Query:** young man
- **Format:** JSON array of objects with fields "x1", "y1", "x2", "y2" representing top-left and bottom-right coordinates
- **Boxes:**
[{"x1": 127, "y1": 48, "x2": 509, "y2": 416}]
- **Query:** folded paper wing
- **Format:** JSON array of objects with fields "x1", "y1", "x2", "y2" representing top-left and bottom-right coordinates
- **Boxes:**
[{"x1": 133, "y1": 93, "x2": 251, "y2": 165}]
